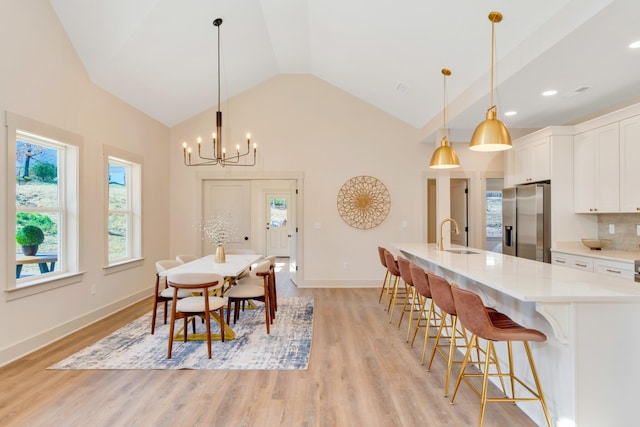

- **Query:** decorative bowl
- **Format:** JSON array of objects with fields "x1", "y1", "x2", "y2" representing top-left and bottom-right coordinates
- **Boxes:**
[{"x1": 581, "y1": 238, "x2": 612, "y2": 250}]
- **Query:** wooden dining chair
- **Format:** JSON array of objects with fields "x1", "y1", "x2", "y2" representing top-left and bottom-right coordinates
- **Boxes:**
[
  {"x1": 166, "y1": 272, "x2": 226, "y2": 359},
  {"x1": 225, "y1": 260, "x2": 273, "y2": 334},
  {"x1": 151, "y1": 259, "x2": 191, "y2": 334}
]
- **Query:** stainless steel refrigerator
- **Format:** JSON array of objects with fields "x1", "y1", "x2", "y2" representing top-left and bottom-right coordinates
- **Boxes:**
[{"x1": 502, "y1": 182, "x2": 551, "y2": 263}]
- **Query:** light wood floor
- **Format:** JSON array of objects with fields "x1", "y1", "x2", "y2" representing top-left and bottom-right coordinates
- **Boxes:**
[{"x1": 0, "y1": 260, "x2": 538, "y2": 426}]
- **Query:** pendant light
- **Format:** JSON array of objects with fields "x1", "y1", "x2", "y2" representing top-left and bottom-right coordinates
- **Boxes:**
[
  {"x1": 430, "y1": 68, "x2": 460, "y2": 169},
  {"x1": 469, "y1": 11, "x2": 512, "y2": 152}
]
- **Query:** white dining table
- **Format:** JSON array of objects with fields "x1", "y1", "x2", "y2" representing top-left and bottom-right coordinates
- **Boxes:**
[{"x1": 160, "y1": 253, "x2": 263, "y2": 340}]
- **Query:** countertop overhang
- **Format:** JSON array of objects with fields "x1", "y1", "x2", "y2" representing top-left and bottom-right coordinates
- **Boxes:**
[{"x1": 396, "y1": 243, "x2": 640, "y2": 304}]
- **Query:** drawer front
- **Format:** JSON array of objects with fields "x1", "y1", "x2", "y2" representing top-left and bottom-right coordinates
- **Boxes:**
[
  {"x1": 594, "y1": 259, "x2": 634, "y2": 280},
  {"x1": 552, "y1": 252, "x2": 594, "y2": 271},
  {"x1": 571, "y1": 257, "x2": 594, "y2": 271}
]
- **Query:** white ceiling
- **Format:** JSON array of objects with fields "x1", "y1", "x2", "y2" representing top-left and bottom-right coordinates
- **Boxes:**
[{"x1": 49, "y1": 0, "x2": 640, "y2": 142}]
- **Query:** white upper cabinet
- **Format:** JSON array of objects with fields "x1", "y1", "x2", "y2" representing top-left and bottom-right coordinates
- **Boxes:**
[
  {"x1": 573, "y1": 123, "x2": 620, "y2": 213},
  {"x1": 619, "y1": 115, "x2": 640, "y2": 213},
  {"x1": 513, "y1": 137, "x2": 550, "y2": 184}
]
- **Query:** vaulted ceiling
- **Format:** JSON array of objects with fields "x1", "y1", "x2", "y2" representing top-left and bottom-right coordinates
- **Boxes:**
[{"x1": 50, "y1": 0, "x2": 640, "y2": 141}]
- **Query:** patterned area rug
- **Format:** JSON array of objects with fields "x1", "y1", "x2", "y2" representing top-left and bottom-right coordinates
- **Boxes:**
[{"x1": 49, "y1": 296, "x2": 313, "y2": 370}]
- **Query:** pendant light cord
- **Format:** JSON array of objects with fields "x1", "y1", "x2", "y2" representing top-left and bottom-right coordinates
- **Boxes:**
[
  {"x1": 217, "y1": 22, "x2": 221, "y2": 111},
  {"x1": 490, "y1": 16, "x2": 496, "y2": 107}
]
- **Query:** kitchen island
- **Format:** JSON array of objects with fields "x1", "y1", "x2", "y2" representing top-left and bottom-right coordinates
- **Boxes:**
[{"x1": 396, "y1": 243, "x2": 640, "y2": 427}]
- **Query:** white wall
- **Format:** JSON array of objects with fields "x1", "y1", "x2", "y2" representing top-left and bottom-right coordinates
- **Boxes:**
[
  {"x1": 0, "y1": 0, "x2": 170, "y2": 366},
  {"x1": 169, "y1": 75, "x2": 504, "y2": 287}
]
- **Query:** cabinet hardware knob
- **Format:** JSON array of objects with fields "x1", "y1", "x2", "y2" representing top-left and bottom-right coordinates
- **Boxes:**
[
  {"x1": 576, "y1": 263, "x2": 588, "y2": 268},
  {"x1": 555, "y1": 259, "x2": 566, "y2": 264},
  {"x1": 606, "y1": 269, "x2": 621, "y2": 274}
]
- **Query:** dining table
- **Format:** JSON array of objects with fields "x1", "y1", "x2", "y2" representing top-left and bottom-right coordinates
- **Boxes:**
[{"x1": 159, "y1": 253, "x2": 263, "y2": 341}]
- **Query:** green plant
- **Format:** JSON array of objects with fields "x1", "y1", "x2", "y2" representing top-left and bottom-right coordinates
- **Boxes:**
[
  {"x1": 16, "y1": 213, "x2": 57, "y2": 235},
  {"x1": 31, "y1": 161, "x2": 57, "y2": 182},
  {"x1": 16, "y1": 225, "x2": 45, "y2": 246}
]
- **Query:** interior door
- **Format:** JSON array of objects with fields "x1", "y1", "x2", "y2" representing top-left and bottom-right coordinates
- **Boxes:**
[
  {"x1": 450, "y1": 179, "x2": 468, "y2": 246},
  {"x1": 265, "y1": 192, "x2": 291, "y2": 257},
  {"x1": 202, "y1": 180, "x2": 251, "y2": 254}
]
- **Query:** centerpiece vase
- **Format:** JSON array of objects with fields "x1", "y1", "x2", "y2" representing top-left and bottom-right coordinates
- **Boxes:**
[{"x1": 215, "y1": 245, "x2": 226, "y2": 263}]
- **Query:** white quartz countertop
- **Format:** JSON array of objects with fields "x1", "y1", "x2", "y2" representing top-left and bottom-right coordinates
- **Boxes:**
[
  {"x1": 395, "y1": 243, "x2": 640, "y2": 303},
  {"x1": 551, "y1": 241, "x2": 640, "y2": 263}
]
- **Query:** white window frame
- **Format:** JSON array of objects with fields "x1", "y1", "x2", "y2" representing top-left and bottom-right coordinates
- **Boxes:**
[
  {"x1": 4, "y1": 112, "x2": 83, "y2": 300},
  {"x1": 103, "y1": 145, "x2": 143, "y2": 274}
]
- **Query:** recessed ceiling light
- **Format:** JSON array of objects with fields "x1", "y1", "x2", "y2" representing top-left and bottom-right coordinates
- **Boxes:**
[
  {"x1": 504, "y1": 111, "x2": 517, "y2": 116},
  {"x1": 629, "y1": 40, "x2": 640, "y2": 49},
  {"x1": 542, "y1": 90, "x2": 558, "y2": 97}
]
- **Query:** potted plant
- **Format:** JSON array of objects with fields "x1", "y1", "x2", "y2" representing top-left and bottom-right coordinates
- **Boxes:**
[{"x1": 16, "y1": 225, "x2": 45, "y2": 256}]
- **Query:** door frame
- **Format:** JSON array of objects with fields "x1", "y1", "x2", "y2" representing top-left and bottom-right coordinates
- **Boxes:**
[{"x1": 195, "y1": 171, "x2": 304, "y2": 284}]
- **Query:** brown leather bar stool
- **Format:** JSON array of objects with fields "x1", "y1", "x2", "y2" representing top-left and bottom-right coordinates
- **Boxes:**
[
  {"x1": 385, "y1": 251, "x2": 405, "y2": 323},
  {"x1": 408, "y1": 263, "x2": 440, "y2": 364},
  {"x1": 426, "y1": 271, "x2": 478, "y2": 397},
  {"x1": 377, "y1": 247, "x2": 392, "y2": 305},
  {"x1": 449, "y1": 284, "x2": 553, "y2": 427},
  {"x1": 396, "y1": 257, "x2": 422, "y2": 335}
]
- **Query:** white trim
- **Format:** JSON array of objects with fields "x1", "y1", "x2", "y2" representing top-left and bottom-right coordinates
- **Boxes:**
[
  {"x1": 5, "y1": 111, "x2": 83, "y2": 293},
  {"x1": 0, "y1": 287, "x2": 151, "y2": 367}
]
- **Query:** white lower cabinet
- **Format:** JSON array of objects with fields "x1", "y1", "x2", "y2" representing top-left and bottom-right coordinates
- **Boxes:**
[
  {"x1": 552, "y1": 251, "x2": 634, "y2": 280},
  {"x1": 594, "y1": 259, "x2": 635, "y2": 280},
  {"x1": 552, "y1": 253, "x2": 593, "y2": 272}
]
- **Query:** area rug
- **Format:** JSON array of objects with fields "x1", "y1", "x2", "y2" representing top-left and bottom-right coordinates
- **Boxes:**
[{"x1": 49, "y1": 296, "x2": 313, "y2": 370}]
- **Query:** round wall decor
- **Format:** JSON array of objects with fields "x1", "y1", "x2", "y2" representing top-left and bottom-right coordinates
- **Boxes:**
[{"x1": 337, "y1": 175, "x2": 391, "y2": 229}]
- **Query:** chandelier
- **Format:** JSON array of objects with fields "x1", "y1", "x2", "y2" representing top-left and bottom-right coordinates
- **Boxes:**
[{"x1": 182, "y1": 18, "x2": 257, "y2": 167}]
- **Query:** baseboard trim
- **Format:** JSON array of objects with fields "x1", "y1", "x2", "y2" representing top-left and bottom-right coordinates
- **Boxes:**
[{"x1": 0, "y1": 288, "x2": 152, "y2": 368}]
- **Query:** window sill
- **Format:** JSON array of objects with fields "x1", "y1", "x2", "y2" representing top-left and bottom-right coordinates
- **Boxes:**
[
  {"x1": 5, "y1": 271, "x2": 86, "y2": 301},
  {"x1": 102, "y1": 257, "x2": 145, "y2": 275}
]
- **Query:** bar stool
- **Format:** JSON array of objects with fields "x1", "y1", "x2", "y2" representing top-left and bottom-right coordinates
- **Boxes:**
[
  {"x1": 449, "y1": 284, "x2": 552, "y2": 427},
  {"x1": 377, "y1": 247, "x2": 391, "y2": 305},
  {"x1": 426, "y1": 271, "x2": 477, "y2": 397},
  {"x1": 396, "y1": 257, "x2": 421, "y2": 334},
  {"x1": 385, "y1": 251, "x2": 405, "y2": 323},
  {"x1": 408, "y1": 263, "x2": 440, "y2": 364}
]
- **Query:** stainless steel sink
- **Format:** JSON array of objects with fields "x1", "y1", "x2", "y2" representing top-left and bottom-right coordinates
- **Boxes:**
[{"x1": 444, "y1": 249, "x2": 480, "y2": 254}]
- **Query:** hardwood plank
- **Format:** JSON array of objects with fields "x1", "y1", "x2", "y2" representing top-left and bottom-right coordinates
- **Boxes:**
[{"x1": 0, "y1": 260, "x2": 538, "y2": 426}]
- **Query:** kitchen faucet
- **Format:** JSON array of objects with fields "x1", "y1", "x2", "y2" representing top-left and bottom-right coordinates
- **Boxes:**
[{"x1": 438, "y1": 217, "x2": 460, "y2": 251}]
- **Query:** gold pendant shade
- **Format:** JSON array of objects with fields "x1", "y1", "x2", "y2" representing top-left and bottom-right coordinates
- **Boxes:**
[
  {"x1": 468, "y1": 11, "x2": 512, "y2": 152},
  {"x1": 429, "y1": 68, "x2": 460, "y2": 169},
  {"x1": 468, "y1": 106, "x2": 512, "y2": 152},
  {"x1": 430, "y1": 136, "x2": 460, "y2": 169}
]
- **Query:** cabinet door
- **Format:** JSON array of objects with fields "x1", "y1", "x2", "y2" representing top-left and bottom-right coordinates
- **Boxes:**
[
  {"x1": 595, "y1": 123, "x2": 620, "y2": 212},
  {"x1": 574, "y1": 131, "x2": 597, "y2": 212},
  {"x1": 532, "y1": 138, "x2": 551, "y2": 181},
  {"x1": 514, "y1": 143, "x2": 532, "y2": 184},
  {"x1": 574, "y1": 123, "x2": 619, "y2": 213},
  {"x1": 620, "y1": 115, "x2": 640, "y2": 213}
]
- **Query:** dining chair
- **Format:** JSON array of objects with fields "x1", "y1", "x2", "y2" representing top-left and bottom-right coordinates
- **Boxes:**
[
  {"x1": 151, "y1": 259, "x2": 191, "y2": 334},
  {"x1": 166, "y1": 272, "x2": 226, "y2": 359},
  {"x1": 176, "y1": 254, "x2": 197, "y2": 264},
  {"x1": 225, "y1": 259, "x2": 273, "y2": 334}
]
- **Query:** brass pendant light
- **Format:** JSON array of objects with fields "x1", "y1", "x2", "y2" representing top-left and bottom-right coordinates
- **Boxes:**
[
  {"x1": 430, "y1": 68, "x2": 460, "y2": 169},
  {"x1": 469, "y1": 11, "x2": 512, "y2": 152}
]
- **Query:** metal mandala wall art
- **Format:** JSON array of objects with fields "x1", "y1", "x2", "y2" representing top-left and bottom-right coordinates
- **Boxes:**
[{"x1": 337, "y1": 176, "x2": 391, "y2": 229}]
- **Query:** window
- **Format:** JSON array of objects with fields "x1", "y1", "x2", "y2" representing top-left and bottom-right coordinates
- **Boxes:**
[
  {"x1": 104, "y1": 146, "x2": 142, "y2": 271},
  {"x1": 5, "y1": 112, "x2": 82, "y2": 299}
]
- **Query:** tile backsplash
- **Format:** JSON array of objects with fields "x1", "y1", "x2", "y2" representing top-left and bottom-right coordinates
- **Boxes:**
[{"x1": 598, "y1": 214, "x2": 640, "y2": 251}]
